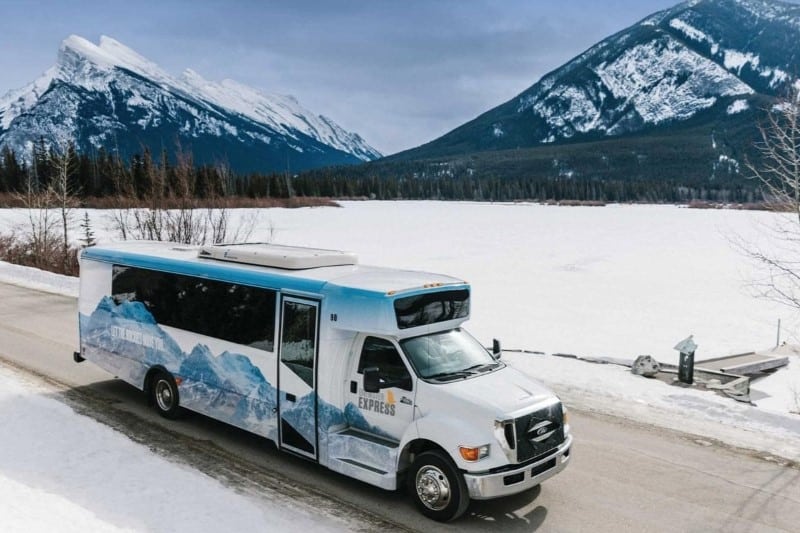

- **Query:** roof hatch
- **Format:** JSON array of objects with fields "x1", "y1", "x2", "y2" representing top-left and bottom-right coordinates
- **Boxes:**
[{"x1": 197, "y1": 243, "x2": 358, "y2": 270}]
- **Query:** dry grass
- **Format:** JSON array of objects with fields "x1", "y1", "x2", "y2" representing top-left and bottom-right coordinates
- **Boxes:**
[
  {"x1": 686, "y1": 200, "x2": 792, "y2": 211},
  {"x1": 0, "y1": 194, "x2": 339, "y2": 277},
  {"x1": 544, "y1": 199, "x2": 607, "y2": 207},
  {"x1": 0, "y1": 232, "x2": 79, "y2": 276},
  {"x1": 0, "y1": 193, "x2": 339, "y2": 209}
]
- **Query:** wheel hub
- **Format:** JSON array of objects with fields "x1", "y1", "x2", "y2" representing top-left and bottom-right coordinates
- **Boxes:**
[
  {"x1": 416, "y1": 465, "x2": 451, "y2": 511},
  {"x1": 155, "y1": 380, "x2": 173, "y2": 411}
]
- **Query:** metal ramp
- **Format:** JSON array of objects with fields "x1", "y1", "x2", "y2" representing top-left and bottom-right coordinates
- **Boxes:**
[{"x1": 697, "y1": 352, "x2": 789, "y2": 375}]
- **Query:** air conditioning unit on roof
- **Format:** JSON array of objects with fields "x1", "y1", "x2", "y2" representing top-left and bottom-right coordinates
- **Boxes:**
[{"x1": 198, "y1": 243, "x2": 358, "y2": 270}]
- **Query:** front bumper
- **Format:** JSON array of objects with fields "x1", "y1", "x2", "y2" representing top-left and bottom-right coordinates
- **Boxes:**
[{"x1": 463, "y1": 433, "x2": 572, "y2": 500}]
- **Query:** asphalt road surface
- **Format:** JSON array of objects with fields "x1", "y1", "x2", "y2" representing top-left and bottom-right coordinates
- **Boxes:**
[{"x1": 1, "y1": 281, "x2": 799, "y2": 532}]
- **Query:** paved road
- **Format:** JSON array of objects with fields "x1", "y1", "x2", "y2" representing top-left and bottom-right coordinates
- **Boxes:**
[{"x1": 1, "y1": 281, "x2": 799, "y2": 532}]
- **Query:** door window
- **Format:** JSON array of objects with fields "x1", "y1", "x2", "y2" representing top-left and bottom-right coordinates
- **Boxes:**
[
  {"x1": 357, "y1": 337, "x2": 412, "y2": 391},
  {"x1": 280, "y1": 300, "x2": 317, "y2": 388}
]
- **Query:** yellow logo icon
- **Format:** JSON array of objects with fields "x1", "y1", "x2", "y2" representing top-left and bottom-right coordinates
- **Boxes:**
[{"x1": 385, "y1": 390, "x2": 396, "y2": 405}]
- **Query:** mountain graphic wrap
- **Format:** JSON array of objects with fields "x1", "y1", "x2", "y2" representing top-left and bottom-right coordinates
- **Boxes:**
[
  {"x1": 80, "y1": 296, "x2": 391, "y2": 446},
  {"x1": 0, "y1": 35, "x2": 380, "y2": 173}
]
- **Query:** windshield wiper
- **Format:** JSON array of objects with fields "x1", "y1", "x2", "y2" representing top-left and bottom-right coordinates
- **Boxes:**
[
  {"x1": 425, "y1": 371, "x2": 471, "y2": 381},
  {"x1": 426, "y1": 362, "x2": 501, "y2": 381},
  {"x1": 461, "y1": 363, "x2": 499, "y2": 374}
]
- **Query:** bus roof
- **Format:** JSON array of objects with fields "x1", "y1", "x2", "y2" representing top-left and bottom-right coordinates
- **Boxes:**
[{"x1": 80, "y1": 241, "x2": 468, "y2": 298}]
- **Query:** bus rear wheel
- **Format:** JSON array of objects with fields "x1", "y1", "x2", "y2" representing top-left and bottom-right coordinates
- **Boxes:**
[{"x1": 150, "y1": 371, "x2": 181, "y2": 419}]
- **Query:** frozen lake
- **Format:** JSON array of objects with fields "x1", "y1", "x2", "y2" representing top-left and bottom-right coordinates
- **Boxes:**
[
  {"x1": 2, "y1": 201, "x2": 797, "y2": 364},
  {"x1": 268, "y1": 201, "x2": 799, "y2": 364}
]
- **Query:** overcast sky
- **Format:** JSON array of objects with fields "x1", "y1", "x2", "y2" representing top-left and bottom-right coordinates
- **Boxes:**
[{"x1": 0, "y1": 0, "x2": 763, "y2": 155}]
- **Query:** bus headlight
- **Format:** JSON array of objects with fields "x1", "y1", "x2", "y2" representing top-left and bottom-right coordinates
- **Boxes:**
[{"x1": 459, "y1": 444, "x2": 490, "y2": 462}]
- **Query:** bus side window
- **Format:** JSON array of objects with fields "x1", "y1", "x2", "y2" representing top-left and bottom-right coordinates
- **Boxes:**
[
  {"x1": 112, "y1": 265, "x2": 276, "y2": 352},
  {"x1": 357, "y1": 337, "x2": 412, "y2": 391}
]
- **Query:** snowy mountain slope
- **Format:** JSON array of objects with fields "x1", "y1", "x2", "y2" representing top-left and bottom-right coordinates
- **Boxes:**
[
  {"x1": 0, "y1": 35, "x2": 380, "y2": 172},
  {"x1": 390, "y1": 0, "x2": 800, "y2": 162},
  {"x1": 178, "y1": 69, "x2": 379, "y2": 162}
]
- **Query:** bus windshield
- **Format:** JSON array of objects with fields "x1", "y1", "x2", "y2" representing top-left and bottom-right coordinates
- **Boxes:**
[{"x1": 399, "y1": 328, "x2": 500, "y2": 381}]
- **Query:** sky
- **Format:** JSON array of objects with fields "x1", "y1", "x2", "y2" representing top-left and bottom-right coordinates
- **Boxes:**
[{"x1": 0, "y1": 0, "x2": 783, "y2": 155}]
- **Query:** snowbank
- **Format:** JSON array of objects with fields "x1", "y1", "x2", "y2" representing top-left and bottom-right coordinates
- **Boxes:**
[{"x1": 0, "y1": 366, "x2": 346, "y2": 532}]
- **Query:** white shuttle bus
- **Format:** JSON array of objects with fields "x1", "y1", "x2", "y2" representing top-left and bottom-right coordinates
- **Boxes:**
[{"x1": 76, "y1": 241, "x2": 571, "y2": 521}]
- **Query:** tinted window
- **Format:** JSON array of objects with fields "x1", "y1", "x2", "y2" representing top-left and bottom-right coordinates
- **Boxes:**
[
  {"x1": 394, "y1": 289, "x2": 469, "y2": 329},
  {"x1": 280, "y1": 300, "x2": 317, "y2": 387},
  {"x1": 112, "y1": 265, "x2": 276, "y2": 351},
  {"x1": 358, "y1": 337, "x2": 412, "y2": 390}
]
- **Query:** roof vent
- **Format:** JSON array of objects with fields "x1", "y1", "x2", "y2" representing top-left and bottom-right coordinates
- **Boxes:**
[{"x1": 197, "y1": 243, "x2": 358, "y2": 270}]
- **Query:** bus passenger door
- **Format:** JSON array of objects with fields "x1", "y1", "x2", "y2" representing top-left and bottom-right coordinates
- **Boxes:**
[{"x1": 278, "y1": 296, "x2": 320, "y2": 460}]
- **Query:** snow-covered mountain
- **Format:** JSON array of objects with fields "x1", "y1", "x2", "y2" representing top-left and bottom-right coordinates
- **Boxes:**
[
  {"x1": 393, "y1": 0, "x2": 800, "y2": 160},
  {"x1": 0, "y1": 35, "x2": 380, "y2": 172}
]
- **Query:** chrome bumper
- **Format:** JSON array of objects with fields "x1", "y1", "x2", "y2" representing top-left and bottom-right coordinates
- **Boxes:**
[{"x1": 464, "y1": 433, "x2": 572, "y2": 500}]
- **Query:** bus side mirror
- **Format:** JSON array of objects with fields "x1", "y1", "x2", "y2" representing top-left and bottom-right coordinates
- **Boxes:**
[
  {"x1": 363, "y1": 367, "x2": 381, "y2": 393},
  {"x1": 493, "y1": 338, "x2": 502, "y2": 359}
]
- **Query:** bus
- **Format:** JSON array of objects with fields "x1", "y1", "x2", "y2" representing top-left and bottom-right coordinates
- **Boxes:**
[{"x1": 76, "y1": 241, "x2": 571, "y2": 521}]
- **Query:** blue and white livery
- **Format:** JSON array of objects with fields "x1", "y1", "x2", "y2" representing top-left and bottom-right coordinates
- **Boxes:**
[{"x1": 76, "y1": 241, "x2": 571, "y2": 521}]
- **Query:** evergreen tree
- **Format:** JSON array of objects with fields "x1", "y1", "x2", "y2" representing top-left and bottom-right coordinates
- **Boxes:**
[{"x1": 79, "y1": 211, "x2": 96, "y2": 247}]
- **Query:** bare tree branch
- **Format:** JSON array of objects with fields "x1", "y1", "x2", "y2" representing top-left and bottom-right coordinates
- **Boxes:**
[{"x1": 743, "y1": 79, "x2": 800, "y2": 310}]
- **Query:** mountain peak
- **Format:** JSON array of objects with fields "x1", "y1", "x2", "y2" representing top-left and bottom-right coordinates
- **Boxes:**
[
  {"x1": 60, "y1": 34, "x2": 99, "y2": 56},
  {"x1": 391, "y1": 0, "x2": 799, "y2": 163},
  {"x1": 1, "y1": 34, "x2": 380, "y2": 171},
  {"x1": 59, "y1": 34, "x2": 122, "y2": 71},
  {"x1": 57, "y1": 34, "x2": 171, "y2": 84},
  {"x1": 645, "y1": 0, "x2": 800, "y2": 29}
]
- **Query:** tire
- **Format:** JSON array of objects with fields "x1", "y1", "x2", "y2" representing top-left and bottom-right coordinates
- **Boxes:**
[
  {"x1": 408, "y1": 450, "x2": 470, "y2": 522},
  {"x1": 150, "y1": 371, "x2": 181, "y2": 419}
]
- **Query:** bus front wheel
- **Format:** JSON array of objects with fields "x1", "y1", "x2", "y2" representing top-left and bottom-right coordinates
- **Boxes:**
[{"x1": 408, "y1": 450, "x2": 470, "y2": 521}]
